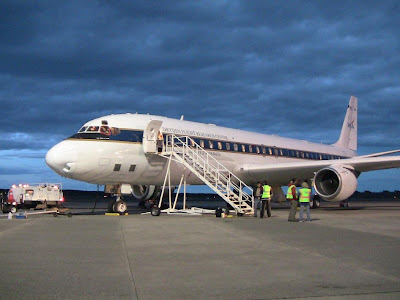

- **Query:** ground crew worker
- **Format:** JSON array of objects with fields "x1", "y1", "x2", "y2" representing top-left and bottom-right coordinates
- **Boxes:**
[
  {"x1": 253, "y1": 182, "x2": 262, "y2": 217},
  {"x1": 287, "y1": 179, "x2": 298, "y2": 222},
  {"x1": 299, "y1": 181, "x2": 312, "y2": 222},
  {"x1": 260, "y1": 181, "x2": 273, "y2": 218}
]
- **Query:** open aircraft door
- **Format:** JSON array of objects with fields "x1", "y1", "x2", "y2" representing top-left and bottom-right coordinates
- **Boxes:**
[{"x1": 143, "y1": 120, "x2": 163, "y2": 154}]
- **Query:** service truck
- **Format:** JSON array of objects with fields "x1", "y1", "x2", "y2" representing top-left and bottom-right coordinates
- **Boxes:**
[{"x1": 2, "y1": 183, "x2": 64, "y2": 213}]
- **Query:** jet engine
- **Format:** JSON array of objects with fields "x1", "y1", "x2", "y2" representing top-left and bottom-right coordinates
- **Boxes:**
[
  {"x1": 313, "y1": 165, "x2": 358, "y2": 202},
  {"x1": 131, "y1": 185, "x2": 160, "y2": 201}
]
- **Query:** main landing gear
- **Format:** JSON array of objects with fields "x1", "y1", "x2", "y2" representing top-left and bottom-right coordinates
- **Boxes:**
[
  {"x1": 339, "y1": 200, "x2": 350, "y2": 208},
  {"x1": 108, "y1": 196, "x2": 127, "y2": 214}
]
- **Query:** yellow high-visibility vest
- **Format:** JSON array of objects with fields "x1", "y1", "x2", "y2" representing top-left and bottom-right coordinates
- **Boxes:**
[
  {"x1": 262, "y1": 185, "x2": 271, "y2": 199},
  {"x1": 299, "y1": 188, "x2": 311, "y2": 203},
  {"x1": 287, "y1": 185, "x2": 297, "y2": 199}
]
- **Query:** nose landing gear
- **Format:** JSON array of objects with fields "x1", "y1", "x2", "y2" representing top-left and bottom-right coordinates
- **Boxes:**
[{"x1": 107, "y1": 196, "x2": 127, "y2": 214}]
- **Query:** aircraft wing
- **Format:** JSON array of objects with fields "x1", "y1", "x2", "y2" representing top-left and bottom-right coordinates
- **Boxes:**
[{"x1": 239, "y1": 155, "x2": 400, "y2": 181}]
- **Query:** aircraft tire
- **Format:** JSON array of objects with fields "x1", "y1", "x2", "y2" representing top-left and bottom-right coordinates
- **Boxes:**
[
  {"x1": 311, "y1": 199, "x2": 320, "y2": 209},
  {"x1": 215, "y1": 207, "x2": 222, "y2": 217},
  {"x1": 113, "y1": 200, "x2": 127, "y2": 214},
  {"x1": 222, "y1": 207, "x2": 230, "y2": 216},
  {"x1": 311, "y1": 195, "x2": 321, "y2": 209},
  {"x1": 151, "y1": 206, "x2": 161, "y2": 216},
  {"x1": 2, "y1": 204, "x2": 9, "y2": 213}
]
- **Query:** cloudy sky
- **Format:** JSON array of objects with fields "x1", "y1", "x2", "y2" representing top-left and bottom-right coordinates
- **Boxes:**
[{"x1": 1, "y1": 0, "x2": 399, "y2": 192}]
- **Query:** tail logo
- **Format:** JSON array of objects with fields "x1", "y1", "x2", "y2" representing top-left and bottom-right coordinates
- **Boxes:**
[{"x1": 347, "y1": 119, "x2": 355, "y2": 130}]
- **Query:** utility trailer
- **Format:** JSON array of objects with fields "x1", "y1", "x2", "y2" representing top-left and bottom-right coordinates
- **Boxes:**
[{"x1": 2, "y1": 183, "x2": 64, "y2": 213}]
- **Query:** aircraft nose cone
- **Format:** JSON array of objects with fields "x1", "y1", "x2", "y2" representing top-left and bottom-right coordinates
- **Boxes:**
[
  {"x1": 46, "y1": 141, "x2": 78, "y2": 175},
  {"x1": 45, "y1": 146, "x2": 58, "y2": 170}
]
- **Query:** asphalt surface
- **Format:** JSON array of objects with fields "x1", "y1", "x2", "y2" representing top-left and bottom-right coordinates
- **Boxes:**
[{"x1": 0, "y1": 201, "x2": 400, "y2": 299}]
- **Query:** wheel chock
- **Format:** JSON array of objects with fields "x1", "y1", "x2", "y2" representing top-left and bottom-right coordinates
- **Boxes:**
[{"x1": 104, "y1": 213, "x2": 129, "y2": 216}]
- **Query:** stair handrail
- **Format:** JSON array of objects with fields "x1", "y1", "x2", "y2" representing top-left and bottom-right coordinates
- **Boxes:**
[{"x1": 164, "y1": 134, "x2": 253, "y2": 201}]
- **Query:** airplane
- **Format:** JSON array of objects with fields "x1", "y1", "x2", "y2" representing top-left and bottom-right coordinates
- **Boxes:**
[{"x1": 46, "y1": 96, "x2": 400, "y2": 213}]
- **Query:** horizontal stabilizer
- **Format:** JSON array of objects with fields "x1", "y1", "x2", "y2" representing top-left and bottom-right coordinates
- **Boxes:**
[{"x1": 356, "y1": 149, "x2": 400, "y2": 158}]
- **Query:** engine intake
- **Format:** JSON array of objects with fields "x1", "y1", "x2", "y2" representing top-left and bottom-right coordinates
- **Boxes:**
[
  {"x1": 313, "y1": 165, "x2": 357, "y2": 202},
  {"x1": 131, "y1": 185, "x2": 158, "y2": 201}
]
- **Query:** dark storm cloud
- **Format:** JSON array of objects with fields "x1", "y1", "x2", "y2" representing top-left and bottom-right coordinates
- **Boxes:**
[
  {"x1": 0, "y1": 166, "x2": 44, "y2": 176},
  {"x1": 0, "y1": 0, "x2": 399, "y2": 152}
]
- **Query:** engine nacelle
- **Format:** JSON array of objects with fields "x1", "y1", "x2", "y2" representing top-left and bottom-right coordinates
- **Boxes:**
[
  {"x1": 313, "y1": 165, "x2": 357, "y2": 202},
  {"x1": 131, "y1": 185, "x2": 159, "y2": 201}
]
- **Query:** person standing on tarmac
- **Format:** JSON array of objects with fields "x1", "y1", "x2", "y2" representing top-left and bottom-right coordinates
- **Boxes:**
[
  {"x1": 299, "y1": 181, "x2": 312, "y2": 222},
  {"x1": 287, "y1": 179, "x2": 298, "y2": 222},
  {"x1": 260, "y1": 181, "x2": 273, "y2": 218},
  {"x1": 253, "y1": 182, "x2": 262, "y2": 217}
]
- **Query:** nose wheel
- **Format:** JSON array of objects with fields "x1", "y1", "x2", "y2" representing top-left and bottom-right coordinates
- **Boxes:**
[{"x1": 108, "y1": 196, "x2": 127, "y2": 214}]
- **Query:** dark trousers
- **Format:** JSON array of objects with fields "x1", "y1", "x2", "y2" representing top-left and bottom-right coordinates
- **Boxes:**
[
  {"x1": 253, "y1": 197, "x2": 261, "y2": 217},
  {"x1": 260, "y1": 199, "x2": 271, "y2": 218},
  {"x1": 288, "y1": 200, "x2": 298, "y2": 221}
]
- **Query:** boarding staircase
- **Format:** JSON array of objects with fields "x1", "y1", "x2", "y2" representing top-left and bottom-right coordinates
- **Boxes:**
[{"x1": 159, "y1": 134, "x2": 254, "y2": 215}]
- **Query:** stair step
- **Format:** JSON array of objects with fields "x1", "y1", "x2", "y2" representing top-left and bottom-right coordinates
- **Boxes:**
[{"x1": 166, "y1": 136, "x2": 254, "y2": 214}]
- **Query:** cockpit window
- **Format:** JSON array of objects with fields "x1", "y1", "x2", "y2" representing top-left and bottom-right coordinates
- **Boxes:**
[
  {"x1": 79, "y1": 126, "x2": 88, "y2": 133},
  {"x1": 110, "y1": 127, "x2": 120, "y2": 135},
  {"x1": 69, "y1": 127, "x2": 142, "y2": 143},
  {"x1": 100, "y1": 126, "x2": 121, "y2": 136},
  {"x1": 87, "y1": 126, "x2": 99, "y2": 132},
  {"x1": 100, "y1": 126, "x2": 111, "y2": 135}
]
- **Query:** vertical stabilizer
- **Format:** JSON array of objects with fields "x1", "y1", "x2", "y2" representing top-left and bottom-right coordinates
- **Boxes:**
[{"x1": 334, "y1": 96, "x2": 357, "y2": 151}]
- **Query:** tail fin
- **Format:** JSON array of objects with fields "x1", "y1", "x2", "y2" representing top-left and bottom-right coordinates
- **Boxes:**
[{"x1": 334, "y1": 96, "x2": 357, "y2": 151}]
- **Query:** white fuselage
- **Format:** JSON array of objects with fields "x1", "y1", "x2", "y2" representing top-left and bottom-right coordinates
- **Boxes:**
[{"x1": 45, "y1": 114, "x2": 356, "y2": 187}]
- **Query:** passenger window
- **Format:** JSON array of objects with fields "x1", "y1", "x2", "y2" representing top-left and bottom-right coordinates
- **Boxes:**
[
  {"x1": 200, "y1": 140, "x2": 205, "y2": 148},
  {"x1": 208, "y1": 140, "x2": 214, "y2": 149},
  {"x1": 249, "y1": 145, "x2": 253, "y2": 153},
  {"x1": 226, "y1": 143, "x2": 231, "y2": 151},
  {"x1": 190, "y1": 139, "x2": 196, "y2": 147},
  {"x1": 296, "y1": 151, "x2": 300, "y2": 158},
  {"x1": 241, "y1": 145, "x2": 246, "y2": 152},
  {"x1": 114, "y1": 164, "x2": 121, "y2": 172},
  {"x1": 256, "y1": 146, "x2": 260, "y2": 154},
  {"x1": 262, "y1": 147, "x2": 266, "y2": 154},
  {"x1": 269, "y1": 148, "x2": 273, "y2": 155},
  {"x1": 129, "y1": 165, "x2": 136, "y2": 172},
  {"x1": 217, "y1": 142, "x2": 222, "y2": 150},
  {"x1": 274, "y1": 148, "x2": 279, "y2": 156},
  {"x1": 234, "y1": 144, "x2": 238, "y2": 151}
]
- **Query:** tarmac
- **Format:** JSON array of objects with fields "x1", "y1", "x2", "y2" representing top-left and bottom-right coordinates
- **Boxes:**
[{"x1": 1, "y1": 201, "x2": 400, "y2": 299}]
